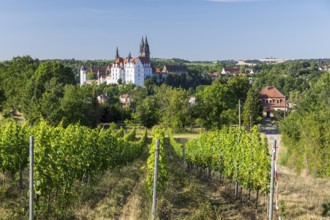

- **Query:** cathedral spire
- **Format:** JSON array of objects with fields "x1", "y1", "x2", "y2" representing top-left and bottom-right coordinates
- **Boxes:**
[
  {"x1": 145, "y1": 36, "x2": 149, "y2": 46},
  {"x1": 128, "y1": 51, "x2": 132, "y2": 59},
  {"x1": 139, "y1": 36, "x2": 145, "y2": 56},
  {"x1": 116, "y1": 47, "x2": 120, "y2": 59},
  {"x1": 144, "y1": 35, "x2": 150, "y2": 59}
]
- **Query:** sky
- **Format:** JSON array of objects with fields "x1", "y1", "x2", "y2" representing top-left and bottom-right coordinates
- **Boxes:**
[{"x1": 0, "y1": 0, "x2": 329, "y2": 61}]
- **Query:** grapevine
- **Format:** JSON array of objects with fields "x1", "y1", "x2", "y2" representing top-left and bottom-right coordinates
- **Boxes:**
[
  {"x1": 170, "y1": 126, "x2": 270, "y2": 195},
  {"x1": 0, "y1": 121, "x2": 147, "y2": 217}
]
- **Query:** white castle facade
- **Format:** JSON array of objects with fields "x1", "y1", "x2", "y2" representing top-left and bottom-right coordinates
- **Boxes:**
[{"x1": 80, "y1": 37, "x2": 152, "y2": 87}]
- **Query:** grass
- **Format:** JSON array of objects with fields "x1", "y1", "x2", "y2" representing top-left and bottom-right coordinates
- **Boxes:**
[
  {"x1": 275, "y1": 166, "x2": 330, "y2": 219},
  {"x1": 265, "y1": 133, "x2": 330, "y2": 219},
  {"x1": 74, "y1": 144, "x2": 148, "y2": 219}
]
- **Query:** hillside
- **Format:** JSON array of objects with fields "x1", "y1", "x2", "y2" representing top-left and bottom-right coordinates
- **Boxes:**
[{"x1": 1, "y1": 128, "x2": 330, "y2": 219}]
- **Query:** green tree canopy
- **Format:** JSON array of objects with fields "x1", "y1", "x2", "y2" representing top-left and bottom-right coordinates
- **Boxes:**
[
  {"x1": 242, "y1": 87, "x2": 263, "y2": 127},
  {"x1": 195, "y1": 80, "x2": 237, "y2": 129},
  {"x1": 280, "y1": 72, "x2": 330, "y2": 177}
]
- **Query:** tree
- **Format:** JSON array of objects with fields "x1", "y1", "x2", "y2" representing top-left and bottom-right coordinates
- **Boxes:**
[
  {"x1": 87, "y1": 72, "x2": 96, "y2": 80},
  {"x1": 60, "y1": 85, "x2": 100, "y2": 127},
  {"x1": 226, "y1": 76, "x2": 250, "y2": 103},
  {"x1": 39, "y1": 79, "x2": 64, "y2": 126},
  {"x1": 242, "y1": 87, "x2": 263, "y2": 127},
  {"x1": 195, "y1": 80, "x2": 236, "y2": 129},
  {"x1": 18, "y1": 60, "x2": 75, "y2": 123},
  {"x1": 135, "y1": 96, "x2": 159, "y2": 128},
  {"x1": 129, "y1": 87, "x2": 148, "y2": 112},
  {"x1": 154, "y1": 85, "x2": 191, "y2": 131},
  {"x1": 33, "y1": 61, "x2": 75, "y2": 97},
  {"x1": 280, "y1": 72, "x2": 330, "y2": 177},
  {"x1": 0, "y1": 56, "x2": 39, "y2": 111}
]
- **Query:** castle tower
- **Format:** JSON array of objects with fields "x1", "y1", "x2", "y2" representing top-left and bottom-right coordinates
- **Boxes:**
[{"x1": 80, "y1": 65, "x2": 87, "y2": 86}]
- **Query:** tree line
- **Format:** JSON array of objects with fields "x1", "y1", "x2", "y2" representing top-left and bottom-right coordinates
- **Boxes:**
[
  {"x1": 1, "y1": 56, "x2": 328, "y2": 132},
  {"x1": 0, "y1": 56, "x2": 264, "y2": 131}
]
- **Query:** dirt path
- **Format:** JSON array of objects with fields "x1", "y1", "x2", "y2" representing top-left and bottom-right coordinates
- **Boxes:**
[
  {"x1": 265, "y1": 133, "x2": 282, "y2": 155},
  {"x1": 118, "y1": 178, "x2": 142, "y2": 220}
]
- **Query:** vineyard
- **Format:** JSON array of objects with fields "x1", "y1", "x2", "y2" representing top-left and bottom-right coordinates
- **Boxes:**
[
  {"x1": 177, "y1": 127, "x2": 270, "y2": 201},
  {"x1": 0, "y1": 121, "x2": 147, "y2": 218},
  {"x1": 2, "y1": 122, "x2": 322, "y2": 219}
]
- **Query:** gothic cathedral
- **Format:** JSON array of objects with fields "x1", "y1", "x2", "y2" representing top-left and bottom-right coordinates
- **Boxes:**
[{"x1": 80, "y1": 36, "x2": 152, "y2": 87}]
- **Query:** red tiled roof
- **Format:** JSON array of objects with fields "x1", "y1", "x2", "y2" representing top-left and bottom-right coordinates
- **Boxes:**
[
  {"x1": 224, "y1": 68, "x2": 240, "y2": 73},
  {"x1": 114, "y1": 57, "x2": 150, "y2": 65},
  {"x1": 86, "y1": 67, "x2": 107, "y2": 75},
  {"x1": 259, "y1": 86, "x2": 288, "y2": 108},
  {"x1": 123, "y1": 58, "x2": 135, "y2": 64},
  {"x1": 115, "y1": 57, "x2": 124, "y2": 64},
  {"x1": 259, "y1": 86, "x2": 285, "y2": 98}
]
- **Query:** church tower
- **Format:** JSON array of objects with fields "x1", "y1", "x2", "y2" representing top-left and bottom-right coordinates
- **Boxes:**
[{"x1": 139, "y1": 36, "x2": 150, "y2": 59}]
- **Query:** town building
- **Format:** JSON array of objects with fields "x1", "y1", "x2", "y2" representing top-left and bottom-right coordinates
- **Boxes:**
[
  {"x1": 152, "y1": 64, "x2": 188, "y2": 82},
  {"x1": 119, "y1": 93, "x2": 131, "y2": 109},
  {"x1": 221, "y1": 67, "x2": 240, "y2": 75},
  {"x1": 161, "y1": 65, "x2": 188, "y2": 75},
  {"x1": 258, "y1": 86, "x2": 288, "y2": 117}
]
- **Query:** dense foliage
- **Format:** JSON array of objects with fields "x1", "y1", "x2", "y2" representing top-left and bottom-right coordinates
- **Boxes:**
[
  {"x1": 194, "y1": 76, "x2": 250, "y2": 129},
  {"x1": 0, "y1": 121, "x2": 147, "y2": 217},
  {"x1": 280, "y1": 72, "x2": 330, "y2": 177},
  {"x1": 181, "y1": 127, "x2": 270, "y2": 194},
  {"x1": 146, "y1": 127, "x2": 167, "y2": 195},
  {"x1": 254, "y1": 60, "x2": 326, "y2": 101}
]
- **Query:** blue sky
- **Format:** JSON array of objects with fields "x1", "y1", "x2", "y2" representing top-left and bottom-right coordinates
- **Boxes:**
[{"x1": 0, "y1": 0, "x2": 329, "y2": 61}]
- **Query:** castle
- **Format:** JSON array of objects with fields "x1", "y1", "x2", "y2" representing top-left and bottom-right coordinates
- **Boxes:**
[{"x1": 80, "y1": 36, "x2": 153, "y2": 87}]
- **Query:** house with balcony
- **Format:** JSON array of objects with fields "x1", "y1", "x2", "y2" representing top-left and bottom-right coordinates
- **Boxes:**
[{"x1": 258, "y1": 86, "x2": 288, "y2": 118}]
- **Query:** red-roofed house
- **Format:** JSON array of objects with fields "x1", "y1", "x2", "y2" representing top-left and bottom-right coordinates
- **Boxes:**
[
  {"x1": 259, "y1": 86, "x2": 288, "y2": 117},
  {"x1": 221, "y1": 67, "x2": 240, "y2": 75}
]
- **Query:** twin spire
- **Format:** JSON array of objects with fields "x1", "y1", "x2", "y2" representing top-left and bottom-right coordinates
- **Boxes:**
[
  {"x1": 139, "y1": 36, "x2": 150, "y2": 59},
  {"x1": 115, "y1": 36, "x2": 150, "y2": 60}
]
